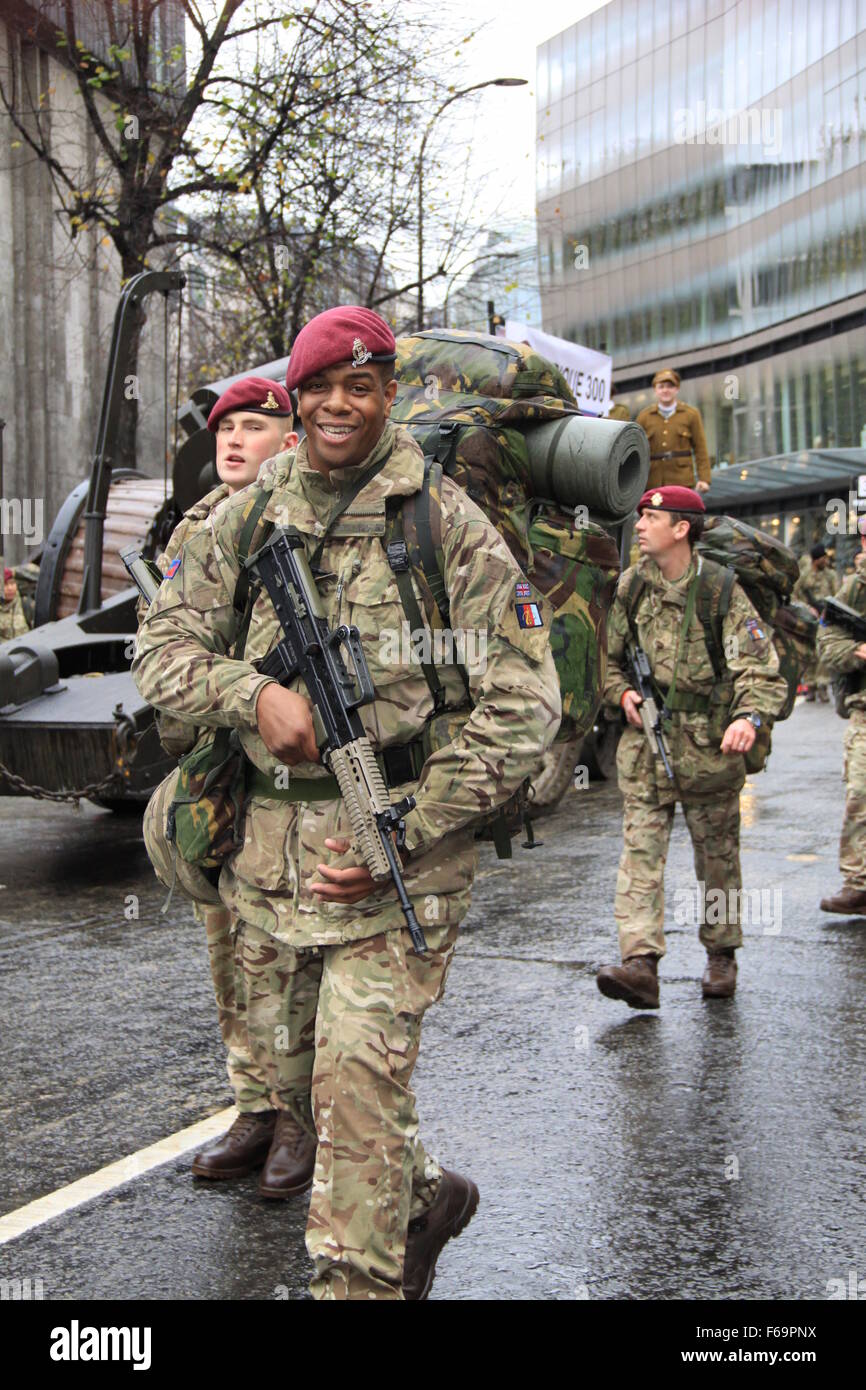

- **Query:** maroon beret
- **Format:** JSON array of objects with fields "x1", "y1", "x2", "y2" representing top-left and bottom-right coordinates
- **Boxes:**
[
  {"x1": 207, "y1": 376, "x2": 293, "y2": 432},
  {"x1": 637, "y1": 485, "x2": 706, "y2": 515},
  {"x1": 3, "y1": 568, "x2": 12, "y2": 582},
  {"x1": 285, "y1": 305, "x2": 396, "y2": 392}
]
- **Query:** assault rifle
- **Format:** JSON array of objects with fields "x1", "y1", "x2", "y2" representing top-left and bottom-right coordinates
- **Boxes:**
[
  {"x1": 625, "y1": 643, "x2": 674, "y2": 782},
  {"x1": 119, "y1": 544, "x2": 164, "y2": 606},
  {"x1": 822, "y1": 595, "x2": 866, "y2": 641},
  {"x1": 246, "y1": 526, "x2": 428, "y2": 956}
]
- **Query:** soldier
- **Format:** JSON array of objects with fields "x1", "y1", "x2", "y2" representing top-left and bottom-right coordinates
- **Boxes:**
[
  {"x1": 1, "y1": 568, "x2": 29, "y2": 641},
  {"x1": 596, "y1": 485, "x2": 787, "y2": 1009},
  {"x1": 139, "y1": 376, "x2": 299, "y2": 1182},
  {"x1": 133, "y1": 305, "x2": 561, "y2": 1300},
  {"x1": 818, "y1": 516, "x2": 866, "y2": 916},
  {"x1": 793, "y1": 543, "x2": 835, "y2": 701},
  {"x1": 637, "y1": 369, "x2": 711, "y2": 493},
  {"x1": 606, "y1": 384, "x2": 630, "y2": 422}
]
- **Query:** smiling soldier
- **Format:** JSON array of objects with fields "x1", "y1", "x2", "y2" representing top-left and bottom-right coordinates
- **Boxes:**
[{"x1": 133, "y1": 305, "x2": 561, "y2": 1300}]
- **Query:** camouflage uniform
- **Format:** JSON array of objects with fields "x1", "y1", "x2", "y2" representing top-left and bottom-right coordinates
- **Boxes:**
[
  {"x1": 138, "y1": 481, "x2": 273, "y2": 1115},
  {"x1": 637, "y1": 402, "x2": 710, "y2": 489},
  {"x1": 133, "y1": 421, "x2": 561, "y2": 1298},
  {"x1": 603, "y1": 555, "x2": 788, "y2": 960},
  {"x1": 0, "y1": 589, "x2": 29, "y2": 641},
  {"x1": 816, "y1": 559, "x2": 866, "y2": 892},
  {"x1": 792, "y1": 555, "x2": 835, "y2": 690}
]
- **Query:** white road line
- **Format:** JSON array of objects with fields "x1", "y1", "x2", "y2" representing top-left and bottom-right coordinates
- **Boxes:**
[{"x1": 0, "y1": 1106, "x2": 236, "y2": 1247}]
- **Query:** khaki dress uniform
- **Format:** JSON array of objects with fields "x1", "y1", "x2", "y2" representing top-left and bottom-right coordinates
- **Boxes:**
[{"x1": 637, "y1": 402, "x2": 711, "y2": 489}]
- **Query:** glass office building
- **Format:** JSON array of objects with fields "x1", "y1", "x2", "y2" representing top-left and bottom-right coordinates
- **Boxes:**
[{"x1": 536, "y1": 0, "x2": 866, "y2": 467}]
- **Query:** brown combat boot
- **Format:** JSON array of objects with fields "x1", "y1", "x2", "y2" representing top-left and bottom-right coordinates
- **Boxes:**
[
  {"x1": 596, "y1": 954, "x2": 660, "y2": 1009},
  {"x1": 258, "y1": 1109, "x2": 317, "y2": 1199},
  {"x1": 191, "y1": 1110, "x2": 277, "y2": 1179},
  {"x1": 402, "y1": 1169, "x2": 480, "y2": 1301},
  {"x1": 820, "y1": 885, "x2": 866, "y2": 915},
  {"x1": 702, "y1": 947, "x2": 737, "y2": 999}
]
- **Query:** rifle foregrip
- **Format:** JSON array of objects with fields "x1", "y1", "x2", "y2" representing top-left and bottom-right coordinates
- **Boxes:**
[{"x1": 329, "y1": 739, "x2": 392, "y2": 882}]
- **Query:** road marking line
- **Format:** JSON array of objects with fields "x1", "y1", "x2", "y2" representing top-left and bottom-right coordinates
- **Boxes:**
[{"x1": 0, "y1": 1106, "x2": 237, "y2": 1246}]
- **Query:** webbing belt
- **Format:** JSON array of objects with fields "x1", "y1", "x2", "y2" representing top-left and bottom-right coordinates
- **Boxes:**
[
  {"x1": 654, "y1": 685, "x2": 710, "y2": 714},
  {"x1": 246, "y1": 739, "x2": 427, "y2": 802}
]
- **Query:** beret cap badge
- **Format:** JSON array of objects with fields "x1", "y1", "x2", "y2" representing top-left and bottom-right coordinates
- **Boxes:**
[
  {"x1": 651, "y1": 491, "x2": 664, "y2": 506},
  {"x1": 260, "y1": 390, "x2": 279, "y2": 410},
  {"x1": 352, "y1": 337, "x2": 372, "y2": 367}
]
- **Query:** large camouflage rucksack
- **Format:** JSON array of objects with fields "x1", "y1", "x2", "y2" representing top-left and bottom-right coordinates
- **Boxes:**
[
  {"x1": 390, "y1": 330, "x2": 621, "y2": 743},
  {"x1": 626, "y1": 514, "x2": 816, "y2": 773}
]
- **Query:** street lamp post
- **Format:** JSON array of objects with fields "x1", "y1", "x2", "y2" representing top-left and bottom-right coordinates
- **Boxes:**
[{"x1": 417, "y1": 77, "x2": 526, "y2": 332}]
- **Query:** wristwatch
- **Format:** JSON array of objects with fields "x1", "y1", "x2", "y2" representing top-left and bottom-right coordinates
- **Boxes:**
[{"x1": 740, "y1": 712, "x2": 762, "y2": 729}]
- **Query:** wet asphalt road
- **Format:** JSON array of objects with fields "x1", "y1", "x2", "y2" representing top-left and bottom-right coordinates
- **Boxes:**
[{"x1": 0, "y1": 699, "x2": 864, "y2": 1302}]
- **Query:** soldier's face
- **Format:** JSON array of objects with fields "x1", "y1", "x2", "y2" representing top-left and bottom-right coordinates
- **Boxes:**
[
  {"x1": 635, "y1": 508, "x2": 689, "y2": 556},
  {"x1": 3, "y1": 578, "x2": 16, "y2": 603},
  {"x1": 654, "y1": 381, "x2": 678, "y2": 406},
  {"x1": 216, "y1": 413, "x2": 297, "y2": 493},
  {"x1": 298, "y1": 362, "x2": 398, "y2": 471}
]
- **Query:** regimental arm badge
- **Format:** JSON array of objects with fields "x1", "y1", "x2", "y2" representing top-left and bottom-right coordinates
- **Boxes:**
[
  {"x1": 260, "y1": 390, "x2": 280, "y2": 410},
  {"x1": 352, "y1": 337, "x2": 372, "y2": 366}
]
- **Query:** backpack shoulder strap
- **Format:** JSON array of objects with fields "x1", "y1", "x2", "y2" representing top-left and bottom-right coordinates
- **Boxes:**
[
  {"x1": 622, "y1": 569, "x2": 647, "y2": 639},
  {"x1": 695, "y1": 557, "x2": 736, "y2": 680},
  {"x1": 384, "y1": 456, "x2": 471, "y2": 705}
]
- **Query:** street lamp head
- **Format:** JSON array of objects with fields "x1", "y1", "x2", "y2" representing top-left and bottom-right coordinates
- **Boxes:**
[{"x1": 493, "y1": 78, "x2": 528, "y2": 87}]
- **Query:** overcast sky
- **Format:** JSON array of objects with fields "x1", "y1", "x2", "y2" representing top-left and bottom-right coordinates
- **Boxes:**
[{"x1": 440, "y1": 0, "x2": 607, "y2": 234}]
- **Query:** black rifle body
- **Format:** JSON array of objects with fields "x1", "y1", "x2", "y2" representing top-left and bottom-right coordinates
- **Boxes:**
[
  {"x1": 246, "y1": 527, "x2": 428, "y2": 955},
  {"x1": 625, "y1": 642, "x2": 675, "y2": 781}
]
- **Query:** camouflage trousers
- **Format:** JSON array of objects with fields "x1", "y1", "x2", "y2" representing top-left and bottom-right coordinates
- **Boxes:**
[
  {"x1": 195, "y1": 905, "x2": 272, "y2": 1112},
  {"x1": 840, "y1": 713, "x2": 866, "y2": 890},
  {"x1": 614, "y1": 791, "x2": 744, "y2": 959},
  {"x1": 233, "y1": 917, "x2": 459, "y2": 1300}
]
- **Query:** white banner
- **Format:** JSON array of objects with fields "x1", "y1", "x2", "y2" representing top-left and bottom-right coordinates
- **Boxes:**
[{"x1": 504, "y1": 320, "x2": 612, "y2": 416}]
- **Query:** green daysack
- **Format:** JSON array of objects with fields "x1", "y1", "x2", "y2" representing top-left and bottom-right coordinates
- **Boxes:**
[
  {"x1": 625, "y1": 516, "x2": 817, "y2": 773},
  {"x1": 392, "y1": 331, "x2": 622, "y2": 744},
  {"x1": 695, "y1": 515, "x2": 817, "y2": 725}
]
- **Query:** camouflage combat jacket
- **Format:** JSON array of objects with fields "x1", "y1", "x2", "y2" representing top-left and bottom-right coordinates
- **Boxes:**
[
  {"x1": 816, "y1": 560, "x2": 866, "y2": 713},
  {"x1": 0, "y1": 591, "x2": 29, "y2": 642},
  {"x1": 792, "y1": 556, "x2": 835, "y2": 611},
  {"x1": 637, "y1": 402, "x2": 710, "y2": 488},
  {"x1": 603, "y1": 554, "x2": 787, "y2": 800},
  {"x1": 137, "y1": 482, "x2": 231, "y2": 756},
  {"x1": 133, "y1": 422, "x2": 562, "y2": 947}
]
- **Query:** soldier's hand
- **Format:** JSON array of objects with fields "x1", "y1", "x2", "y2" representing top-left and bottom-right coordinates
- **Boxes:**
[
  {"x1": 695, "y1": 480, "x2": 710, "y2": 493},
  {"x1": 310, "y1": 835, "x2": 409, "y2": 903},
  {"x1": 854, "y1": 643, "x2": 866, "y2": 662},
  {"x1": 621, "y1": 689, "x2": 644, "y2": 728},
  {"x1": 255, "y1": 683, "x2": 319, "y2": 765},
  {"x1": 721, "y1": 718, "x2": 755, "y2": 754}
]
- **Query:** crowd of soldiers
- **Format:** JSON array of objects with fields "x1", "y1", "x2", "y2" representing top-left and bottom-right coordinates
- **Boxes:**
[{"x1": 3, "y1": 320, "x2": 866, "y2": 1300}]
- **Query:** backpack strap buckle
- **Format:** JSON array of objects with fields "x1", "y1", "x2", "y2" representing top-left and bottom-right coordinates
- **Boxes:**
[{"x1": 386, "y1": 540, "x2": 410, "y2": 573}]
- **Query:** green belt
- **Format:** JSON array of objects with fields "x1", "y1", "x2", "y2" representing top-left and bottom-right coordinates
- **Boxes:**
[
  {"x1": 245, "y1": 738, "x2": 427, "y2": 803},
  {"x1": 656, "y1": 685, "x2": 710, "y2": 714}
]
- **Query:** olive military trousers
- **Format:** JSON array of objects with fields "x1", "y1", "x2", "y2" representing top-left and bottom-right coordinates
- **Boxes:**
[
  {"x1": 195, "y1": 904, "x2": 273, "y2": 1112},
  {"x1": 233, "y1": 917, "x2": 459, "y2": 1300},
  {"x1": 614, "y1": 791, "x2": 744, "y2": 960}
]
